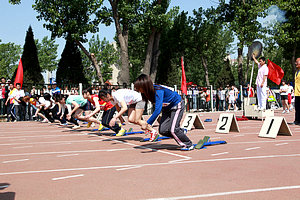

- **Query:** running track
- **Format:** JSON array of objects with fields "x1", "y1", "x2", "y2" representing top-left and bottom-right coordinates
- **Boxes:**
[{"x1": 0, "y1": 110, "x2": 299, "y2": 200}]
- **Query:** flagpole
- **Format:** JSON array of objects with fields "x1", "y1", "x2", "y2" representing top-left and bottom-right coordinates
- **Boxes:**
[{"x1": 247, "y1": 61, "x2": 255, "y2": 106}]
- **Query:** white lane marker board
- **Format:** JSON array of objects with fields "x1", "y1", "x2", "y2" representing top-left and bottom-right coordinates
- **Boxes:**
[
  {"x1": 215, "y1": 113, "x2": 240, "y2": 134},
  {"x1": 259, "y1": 117, "x2": 292, "y2": 139},
  {"x1": 181, "y1": 113, "x2": 205, "y2": 131}
]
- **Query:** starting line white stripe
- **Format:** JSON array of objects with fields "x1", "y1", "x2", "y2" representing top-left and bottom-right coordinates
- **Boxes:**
[
  {"x1": 13, "y1": 146, "x2": 33, "y2": 149},
  {"x1": 245, "y1": 147, "x2": 261, "y2": 151},
  {"x1": 3, "y1": 159, "x2": 29, "y2": 164},
  {"x1": 275, "y1": 143, "x2": 289, "y2": 146},
  {"x1": 52, "y1": 174, "x2": 84, "y2": 181},
  {"x1": 0, "y1": 148, "x2": 134, "y2": 157},
  {"x1": 211, "y1": 152, "x2": 228, "y2": 156},
  {"x1": 57, "y1": 154, "x2": 79, "y2": 157},
  {"x1": 1, "y1": 153, "x2": 300, "y2": 176},
  {"x1": 146, "y1": 185, "x2": 300, "y2": 200}
]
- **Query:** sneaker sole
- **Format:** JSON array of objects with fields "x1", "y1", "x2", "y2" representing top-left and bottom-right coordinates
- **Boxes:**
[{"x1": 150, "y1": 133, "x2": 159, "y2": 142}]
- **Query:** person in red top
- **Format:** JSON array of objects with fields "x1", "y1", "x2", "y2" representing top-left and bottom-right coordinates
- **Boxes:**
[
  {"x1": 83, "y1": 88, "x2": 125, "y2": 135},
  {"x1": 247, "y1": 83, "x2": 254, "y2": 97}
]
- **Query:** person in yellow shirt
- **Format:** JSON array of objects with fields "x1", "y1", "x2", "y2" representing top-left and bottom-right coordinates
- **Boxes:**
[{"x1": 290, "y1": 58, "x2": 300, "y2": 125}]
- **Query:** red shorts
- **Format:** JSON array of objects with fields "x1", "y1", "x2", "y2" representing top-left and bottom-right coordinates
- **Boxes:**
[{"x1": 288, "y1": 93, "x2": 292, "y2": 104}]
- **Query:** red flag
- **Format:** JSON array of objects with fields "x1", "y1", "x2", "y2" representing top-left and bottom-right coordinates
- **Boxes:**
[
  {"x1": 14, "y1": 58, "x2": 23, "y2": 88},
  {"x1": 267, "y1": 59, "x2": 284, "y2": 85},
  {"x1": 181, "y1": 56, "x2": 187, "y2": 95}
]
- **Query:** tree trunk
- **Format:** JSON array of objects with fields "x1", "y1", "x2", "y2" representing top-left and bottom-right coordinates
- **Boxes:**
[
  {"x1": 75, "y1": 40, "x2": 104, "y2": 84},
  {"x1": 244, "y1": 56, "x2": 250, "y2": 84},
  {"x1": 110, "y1": 0, "x2": 130, "y2": 85},
  {"x1": 143, "y1": 27, "x2": 156, "y2": 76},
  {"x1": 150, "y1": 32, "x2": 161, "y2": 81},
  {"x1": 291, "y1": 46, "x2": 297, "y2": 81},
  {"x1": 237, "y1": 46, "x2": 244, "y2": 86},
  {"x1": 201, "y1": 56, "x2": 210, "y2": 86}
]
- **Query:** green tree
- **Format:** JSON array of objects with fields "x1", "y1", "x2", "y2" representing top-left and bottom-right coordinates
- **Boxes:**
[
  {"x1": 56, "y1": 39, "x2": 87, "y2": 85},
  {"x1": 215, "y1": 58, "x2": 235, "y2": 88},
  {"x1": 13, "y1": 26, "x2": 44, "y2": 87},
  {"x1": 265, "y1": 1, "x2": 300, "y2": 78},
  {"x1": 0, "y1": 40, "x2": 22, "y2": 78},
  {"x1": 33, "y1": 0, "x2": 105, "y2": 84},
  {"x1": 219, "y1": 0, "x2": 267, "y2": 86},
  {"x1": 81, "y1": 35, "x2": 120, "y2": 84},
  {"x1": 189, "y1": 7, "x2": 234, "y2": 86},
  {"x1": 35, "y1": 36, "x2": 58, "y2": 73}
]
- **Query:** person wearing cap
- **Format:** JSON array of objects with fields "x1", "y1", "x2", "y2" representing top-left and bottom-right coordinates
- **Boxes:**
[{"x1": 51, "y1": 82, "x2": 61, "y2": 95}]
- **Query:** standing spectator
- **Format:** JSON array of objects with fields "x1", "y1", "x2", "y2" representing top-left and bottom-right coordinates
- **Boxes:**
[
  {"x1": 216, "y1": 87, "x2": 220, "y2": 111},
  {"x1": 5, "y1": 83, "x2": 15, "y2": 122},
  {"x1": 247, "y1": 83, "x2": 255, "y2": 97},
  {"x1": 218, "y1": 87, "x2": 225, "y2": 111},
  {"x1": 290, "y1": 58, "x2": 300, "y2": 125},
  {"x1": 51, "y1": 82, "x2": 61, "y2": 95},
  {"x1": 199, "y1": 89, "x2": 206, "y2": 110},
  {"x1": 192, "y1": 85, "x2": 198, "y2": 111},
  {"x1": 0, "y1": 84, "x2": 5, "y2": 115},
  {"x1": 227, "y1": 85, "x2": 237, "y2": 111},
  {"x1": 287, "y1": 82, "x2": 294, "y2": 110},
  {"x1": 31, "y1": 86, "x2": 37, "y2": 96},
  {"x1": 12, "y1": 83, "x2": 25, "y2": 121},
  {"x1": 279, "y1": 80, "x2": 289, "y2": 113},
  {"x1": 253, "y1": 54, "x2": 269, "y2": 110},
  {"x1": 205, "y1": 89, "x2": 211, "y2": 110},
  {"x1": 225, "y1": 85, "x2": 230, "y2": 110}
]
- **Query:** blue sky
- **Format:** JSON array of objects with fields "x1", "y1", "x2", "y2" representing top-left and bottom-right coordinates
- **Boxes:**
[{"x1": 0, "y1": 0, "x2": 219, "y2": 58}]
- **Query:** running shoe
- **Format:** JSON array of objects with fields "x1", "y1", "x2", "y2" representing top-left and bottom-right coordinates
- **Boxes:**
[
  {"x1": 282, "y1": 110, "x2": 286, "y2": 114},
  {"x1": 42, "y1": 119, "x2": 49, "y2": 123},
  {"x1": 59, "y1": 123, "x2": 68, "y2": 126},
  {"x1": 180, "y1": 145, "x2": 195, "y2": 151},
  {"x1": 116, "y1": 128, "x2": 126, "y2": 136},
  {"x1": 286, "y1": 110, "x2": 290, "y2": 114},
  {"x1": 87, "y1": 122, "x2": 92, "y2": 128},
  {"x1": 98, "y1": 124, "x2": 104, "y2": 131},
  {"x1": 72, "y1": 125, "x2": 80, "y2": 129},
  {"x1": 149, "y1": 129, "x2": 159, "y2": 142},
  {"x1": 183, "y1": 128, "x2": 188, "y2": 135}
]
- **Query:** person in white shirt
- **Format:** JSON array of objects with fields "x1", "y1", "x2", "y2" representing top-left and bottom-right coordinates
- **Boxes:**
[
  {"x1": 218, "y1": 87, "x2": 226, "y2": 111},
  {"x1": 12, "y1": 83, "x2": 25, "y2": 121},
  {"x1": 280, "y1": 80, "x2": 289, "y2": 113},
  {"x1": 227, "y1": 85, "x2": 237, "y2": 111},
  {"x1": 253, "y1": 55, "x2": 269, "y2": 110}
]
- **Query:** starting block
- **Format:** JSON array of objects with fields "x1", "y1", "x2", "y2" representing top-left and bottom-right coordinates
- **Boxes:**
[
  {"x1": 92, "y1": 127, "x2": 110, "y2": 131},
  {"x1": 193, "y1": 136, "x2": 227, "y2": 150},
  {"x1": 140, "y1": 136, "x2": 170, "y2": 142},
  {"x1": 112, "y1": 128, "x2": 144, "y2": 136}
]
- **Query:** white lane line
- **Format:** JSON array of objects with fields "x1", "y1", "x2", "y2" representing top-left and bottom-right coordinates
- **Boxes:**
[
  {"x1": 0, "y1": 148, "x2": 134, "y2": 157},
  {"x1": 245, "y1": 147, "x2": 261, "y2": 151},
  {"x1": 0, "y1": 134, "x2": 85, "y2": 139},
  {"x1": 116, "y1": 166, "x2": 142, "y2": 171},
  {"x1": 233, "y1": 135, "x2": 244, "y2": 137},
  {"x1": 2, "y1": 153, "x2": 300, "y2": 176},
  {"x1": 57, "y1": 154, "x2": 79, "y2": 157},
  {"x1": 52, "y1": 143, "x2": 72, "y2": 145},
  {"x1": 146, "y1": 185, "x2": 300, "y2": 200},
  {"x1": 0, "y1": 139, "x2": 100, "y2": 146},
  {"x1": 275, "y1": 143, "x2": 289, "y2": 146},
  {"x1": 210, "y1": 137, "x2": 221, "y2": 140},
  {"x1": 52, "y1": 174, "x2": 84, "y2": 181},
  {"x1": 13, "y1": 146, "x2": 33, "y2": 149},
  {"x1": 211, "y1": 152, "x2": 229, "y2": 156},
  {"x1": 3, "y1": 159, "x2": 29, "y2": 164}
]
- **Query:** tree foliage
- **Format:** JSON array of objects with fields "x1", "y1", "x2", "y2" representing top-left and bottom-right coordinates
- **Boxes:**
[
  {"x1": 56, "y1": 39, "x2": 87, "y2": 85},
  {"x1": 0, "y1": 40, "x2": 22, "y2": 79},
  {"x1": 82, "y1": 35, "x2": 120, "y2": 84},
  {"x1": 35, "y1": 36, "x2": 58, "y2": 73},
  {"x1": 13, "y1": 26, "x2": 44, "y2": 87}
]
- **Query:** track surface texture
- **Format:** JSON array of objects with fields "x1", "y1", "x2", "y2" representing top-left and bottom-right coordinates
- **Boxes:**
[{"x1": 0, "y1": 110, "x2": 299, "y2": 200}]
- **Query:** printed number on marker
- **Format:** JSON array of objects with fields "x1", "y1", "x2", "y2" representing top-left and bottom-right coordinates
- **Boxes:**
[
  {"x1": 184, "y1": 116, "x2": 193, "y2": 128},
  {"x1": 219, "y1": 116, "x2": 228, "y2": 130},
  {"x1": 266, "y1": 119, "x2": 274, "y2": 135}
]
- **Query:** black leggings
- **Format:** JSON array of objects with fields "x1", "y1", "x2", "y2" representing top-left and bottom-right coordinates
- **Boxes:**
[{"x1": 101, "y1": 107, "x2": 121, "y2": 133}]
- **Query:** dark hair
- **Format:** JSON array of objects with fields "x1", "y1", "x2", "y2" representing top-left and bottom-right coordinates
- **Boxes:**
[
  {"x1": 281, "y1": 79, "x2": 286, "y2": 83},
  {"x1": 43, "y1": 93, "x2": 51, "y2": 101},
  {"x1": 134, "y1": 74, "x2": 155, "y2": 103},
  {"x1": 259, "y1": 57, "x2": 266, "y2": 62},
  {"x1": 98, "y1": 89, "x2": 111, "y2": 99},
  {"x1": 82, "y1": 87, "x2": 93, "y2": 95},
  {"x1": 16, "y1": 83, "x2": 21, "y2": 86}
]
